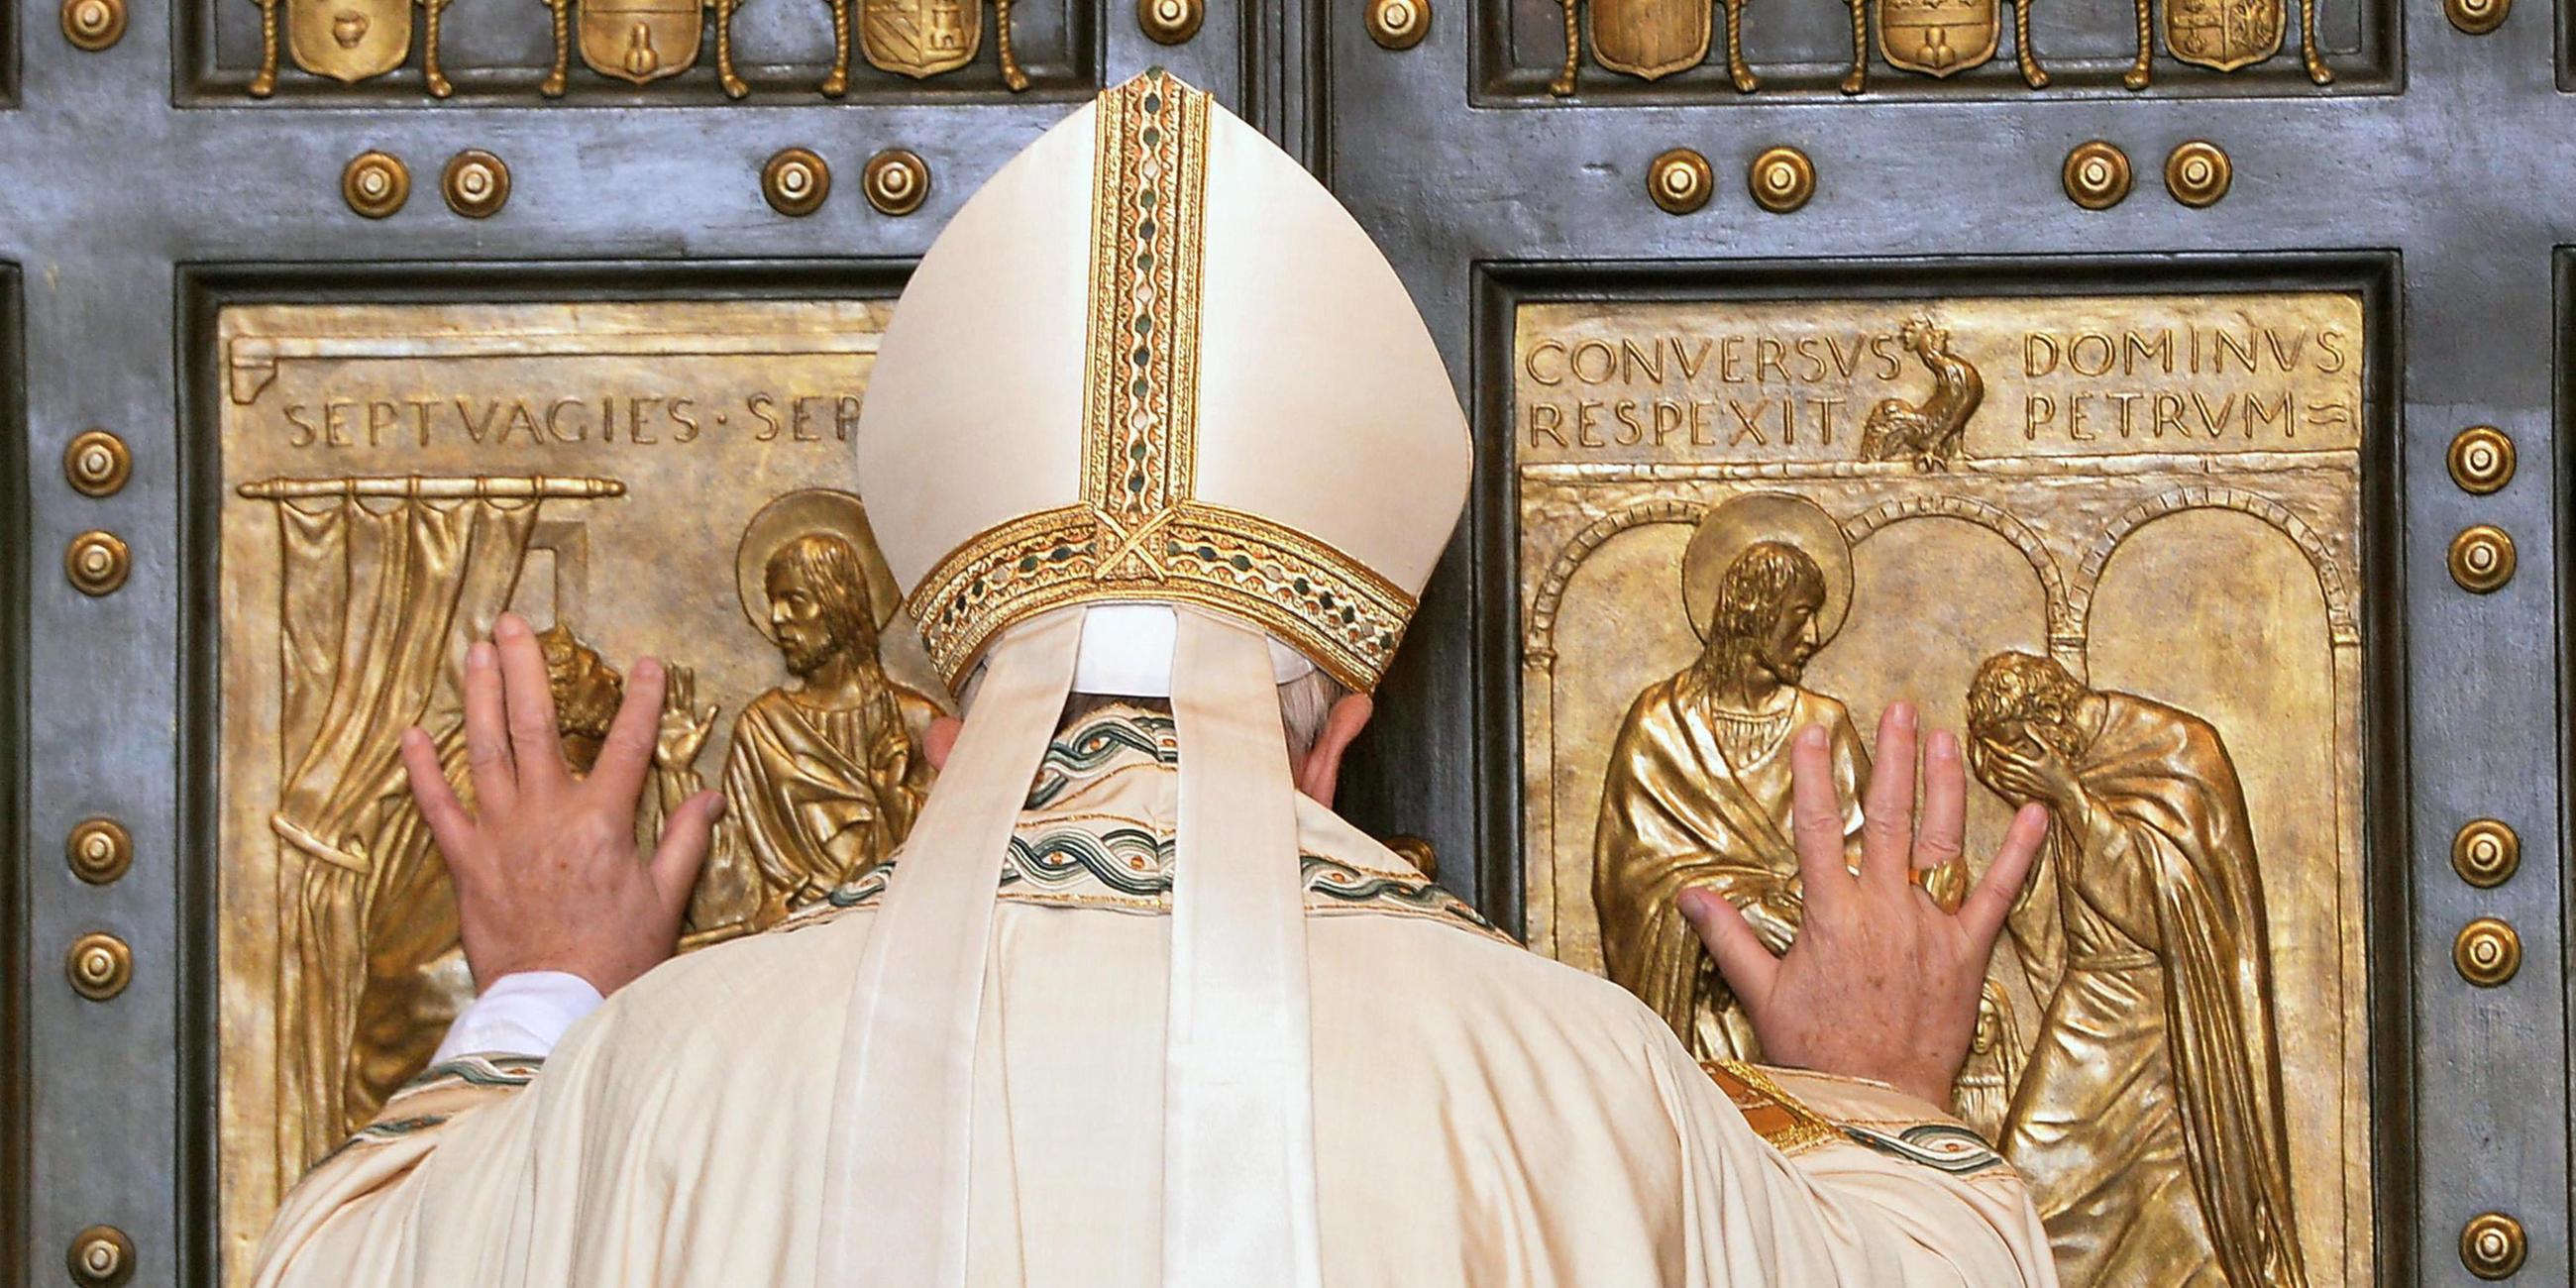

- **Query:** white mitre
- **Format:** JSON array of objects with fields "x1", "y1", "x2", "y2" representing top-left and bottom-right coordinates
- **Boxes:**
[{"x1": 822, "y1": 69, "x2": 1470, "y2": 1288}]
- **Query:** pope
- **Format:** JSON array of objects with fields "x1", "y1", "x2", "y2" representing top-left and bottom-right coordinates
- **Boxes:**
[{"x1": 252, "y1": 70, "x2": 2058, "y2": 1288}]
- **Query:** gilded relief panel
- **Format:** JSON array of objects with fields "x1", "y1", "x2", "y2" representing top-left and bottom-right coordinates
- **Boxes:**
[
  {"x1": 213, "y1": 300, "x2": 946, "y2": 1279},
  {"x1": 1516, "y1": 292, "x2": 2370, "y2": 1285}
]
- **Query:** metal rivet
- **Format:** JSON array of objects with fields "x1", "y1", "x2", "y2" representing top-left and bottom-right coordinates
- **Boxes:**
[
  {"x1": 2164, "y1": 140, "x2": 2232, "y2": 207},
  {"x1": 1748, "y1": 147, "x2": 1815, "y2": 214},
  {"x1": 2453, "y1": 917, "x2": 2522, "y2": 987},
  {"x1": 763, "y1": 148, "x2": 831, "y2": 217},
  {"x1": 68, "y1": 1225, "x2": 136, "y2": 1287},
  {"x1": 2448, "y1": 525, "x2": 2515, "y2": 593},
  {"x1": 67, "y1": 932, "x2": 133, "y2": 1002},
  {"x1": 64, "y1": 429, "x2": 132, "y2": 498},
  {"x1": 2448, "y1": 425, "x2": 2515, "y2": 494},
  {"x1": 1647, "y1": 148, "x2": 1713, "y2": 215},
  {"x1": 863, "y1": 149, "x2": 931, "y2": 216},
  {"x1": 2447, "y1": 0, "x2": 2510, "y2": 33},
  {"x1": 441, "y1": 151, "x2": 511, "y2": 219},
  {"x1": 2452, "y1": 819, "x2": 2520, "y2": 889},
  {"x1": 64, "y1": 531, "x2": 130, "y2": 596},
  {"x1": 1137, "y1": 0, "x2": 1203, "y2": 44},
  {"x1": 60, "y1": 0, "x2": 125, "y2": 50},
  {"x1": 68, "y1": 817, "x2": 134, "y2": 886},
  {"x1": 2062, "y1": 141, "x2": 2132, "y2": 211},
  {"x1": 2461, "y1": 1211, "x2": 2527, "y2": 1279},
  {"x1": 1367, "y1": 0, "x2": 1430, "y2": 49},
  {"x1": 342, "y1": 152, "x2": 412, "y2": 220}
]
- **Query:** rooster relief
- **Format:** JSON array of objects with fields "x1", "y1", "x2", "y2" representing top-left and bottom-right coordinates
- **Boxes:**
[{"x1": 1858, "y1": 316, "x2": 1984, "y2": 472}]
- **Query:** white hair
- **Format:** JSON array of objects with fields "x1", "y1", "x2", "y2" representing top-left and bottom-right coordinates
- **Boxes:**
[{"x1": 959, "y1": 666, "x2": 1347, "y2": 759}]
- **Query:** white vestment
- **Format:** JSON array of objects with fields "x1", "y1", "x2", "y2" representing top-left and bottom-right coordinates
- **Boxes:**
[{"x1": 251, "y1": 705, "x2": 2058, "y2": 1286}]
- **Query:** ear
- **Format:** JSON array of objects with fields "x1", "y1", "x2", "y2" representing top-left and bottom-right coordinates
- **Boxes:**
[
  {"x1": 1293, "y1": 694, "x2": 1375, "y2": 807},
  {"x1": 925, "y1": 715, "x2": 963, "y2": 771}
]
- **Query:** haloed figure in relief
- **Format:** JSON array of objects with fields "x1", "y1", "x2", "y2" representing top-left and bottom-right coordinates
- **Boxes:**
[
  {"x1": 665, "y1": 490, "x2": 944, "y2": 935},
  {"x1": 1966, "y1": 650, "x2": 2307, "y2": 1288},
  {"x1": 1594, "y1": 493, "x2": 1891, "y2": 1061}
]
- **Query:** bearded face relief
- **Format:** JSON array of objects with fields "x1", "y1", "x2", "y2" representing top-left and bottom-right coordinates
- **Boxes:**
[{"x1": 1518, "y1": 290, "x2": 2371, "y2": 1286}]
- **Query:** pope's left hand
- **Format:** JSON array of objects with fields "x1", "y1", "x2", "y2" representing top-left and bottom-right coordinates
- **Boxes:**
[{"x1": 399, "y1": 612, "x2": 727, "y2": 997}]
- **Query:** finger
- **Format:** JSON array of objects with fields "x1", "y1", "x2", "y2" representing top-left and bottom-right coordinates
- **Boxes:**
[
  {"x1": 649, "y1": 792, "x2": 727, "y2": 911},
  {"x1": 1785, "y1": 723, "x2": 1855, "y2": 911},
  {"x1": 461, "y1": 639, "x2": 514, "y2": 811},
  {"x1": 1914, "y1": 728, "x2": 1968, "y2": 875},
  {"x1": 1859, "y1": 701, "x2": 1918, "y2": 890},
  {"x1": 591, "y1": 656, "x2": 665, "y2": 805},
  {"x1": 400, "y1": 726, "x2": 480, "y2": 878},
  {"x1": 1679, "y1": 889, "x2": 1779, "y2": 1011},
  {"x1": 1959, "y1": 803, "x2": 2051, "y2": 946},
  {"x1": 494, "y1": 613, "x2": 568, "y2": 791}
]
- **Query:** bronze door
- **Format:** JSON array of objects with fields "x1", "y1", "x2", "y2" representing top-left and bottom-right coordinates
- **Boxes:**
[
  {"x1": 5, "y1": 5, "x2": 1279, "y2": 1282},
  {"x1": 4, "y1": 0, "x2": 2563, "y2": 1285},
  {"x1": 1325, "y1": 2, "x2": 2554, "y2": 1285}
]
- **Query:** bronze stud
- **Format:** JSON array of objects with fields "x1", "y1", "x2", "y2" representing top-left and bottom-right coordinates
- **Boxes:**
[
  {"x1": 67, "y1": 932, "x2": 133, "y2": 1002},
  {"x1": 65, "y1": 530, "x2": 130, "y2": 596},
  {"x1": 2461, "y1": 1212, "x2": 2527, "y2": 1279},
  {"x1": 1366, "y1": 0, "x2": 1430, "y2": 49},
  {"x1": 1647, "y1": 149, "x2": 1714, "y2": 215},
  {"x1": 342, "y1": 152, "x2": 411, "y2": 220},
  {"x1": 2164, "y1": 141, "x2": 2231, "y2": 207},
  {"x1": 2451, "y1": 819, "x2": 2519, "y2": 889},
  {"x1": 68, "y1": 817, "x2": 134, "y2": 886},
  {"x1": 2448, "y1": 425, "x2": 2515, "y2": 494},
  {"x1": 2448, "y1": 525, "x2": 2515, "y2": 593},
  {"x1": 60, "y1": 0, "x2": 125, "y2": 50},
  {"x1": 2447, "y1": 0, "x2": 2510, "y2": 33},
  {"x1": 441, "y1": 151, "x2": 512, "y2": 220},
  {"x1": 863, "y1": 149, "x2": 931, "y2": 217},
  {"x1": 1748, "y1": 147, "x2": 1815, "y2": 214},
  {"x1": 2453, "y1": 917, "x2": 2521, "y2": 987},
  {"x1": 1137, "y1": 0, "x2": 1203, "y2": 44},
  {"x1": 2062, "y1": 141, "x2": 2132, "y2": 211},
  {"x1": 67, "y1": 1225, "x2": 136, "y2": 1287},
  {"x1": 64, "y1": 429, "x2": 132, "y2": 498},
  {"x1": 763, "y1": 149, "x2": 831, "y2": 217}
]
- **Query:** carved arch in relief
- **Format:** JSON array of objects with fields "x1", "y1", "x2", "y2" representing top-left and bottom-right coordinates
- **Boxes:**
[
  {"x1": 1838, "y1": 495, "x2": 2072, "y2": 640},
  {"x1": 2069, "y1": 486, "x2": 2358, "y2": 648},
  {"x1": 1523, "y1": 496, "x2": 1704, "y2": 666}
]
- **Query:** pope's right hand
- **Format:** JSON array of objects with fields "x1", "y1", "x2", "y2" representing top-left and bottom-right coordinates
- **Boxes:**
[
  {"x1": 1678, "y1": 701, "x2": 2046, "y2": 1108},
  {"x1": 399, "y1": 611, "x2": 727, "y2": 997}
]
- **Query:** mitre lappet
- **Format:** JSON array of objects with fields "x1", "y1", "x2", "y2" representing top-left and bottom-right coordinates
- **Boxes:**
[{"x1": 825, "y1": 69, "x2": 1469, "y2": 1288}]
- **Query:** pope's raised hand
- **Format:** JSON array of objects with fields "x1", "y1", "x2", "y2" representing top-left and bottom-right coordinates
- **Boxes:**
[
  {"x1": 1679, "y1": 700, "x2": 2047, "y2": 1108},
  {"x1": 398, "y1": 611, "x2": 726, "y2": 997}
]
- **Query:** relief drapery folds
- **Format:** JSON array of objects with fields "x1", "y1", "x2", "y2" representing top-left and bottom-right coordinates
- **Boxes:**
[
  {"x1": 1519, "y1": 292, "x2": 2368, "y2": 1286},
  {"x1": 215, "y1": 301, "x2": 947, "y2": 1283}
]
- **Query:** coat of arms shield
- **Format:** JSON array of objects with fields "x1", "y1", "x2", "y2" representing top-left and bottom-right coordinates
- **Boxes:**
[
  {"x1": 2165, "y1": 0, "x2": 2284, "y2": 72},
  {"x1": 1878, "y1": 0, "x2": 1999, "y2": 75},
  {"x1": 861, "y1": 0, "x2": 981, "y2": 78},
  {"x1": 283, "y1": 0, "x2": 413, "y2": 82},
  {"x1": 1586, "y1": 0, "x2": 1712, "y2": 80},
  {"x1": 576, "y1": 0, "x2": 704, "y2": 83}
]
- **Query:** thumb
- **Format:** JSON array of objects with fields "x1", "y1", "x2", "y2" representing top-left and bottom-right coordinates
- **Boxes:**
[
  {"x1": 1680, "y1": 889, "x2": 1778, "y2": 1012},
  {"x1": 649, "y1": 791, "x2": 726, "y2": 907}
]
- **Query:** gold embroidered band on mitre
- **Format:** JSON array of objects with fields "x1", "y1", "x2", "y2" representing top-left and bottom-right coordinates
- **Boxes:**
[{"x1": 904, "y1": 70, "x2": 1415, "y2": 693}]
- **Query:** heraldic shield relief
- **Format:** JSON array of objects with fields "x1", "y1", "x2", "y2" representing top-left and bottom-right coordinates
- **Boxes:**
[
  {"x1": 209, "y1": 299, "x2": 952, "y2": 1282},
  {"x1": 1878, "y1": 0, "x2": 2001, "y2": 76},
  {"x1": 572, "y1": 0, "x2": 706, "y2": 84},
  {"x1": 2165, "y1": 0, "x2": 2285, "y2": 72},
  {"x1": 1516, "y1": 290, "x2": 2375, "y2": 1286},
  {"x1": 862, "y1": 0, "x2": 982, "y2": 78},
  {"x1": 1582, "y1": 0, "x2": 1714, "y2": 80},
  {"x1": 279, "y1": 0, "x2": 415, "y2": 83}
]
